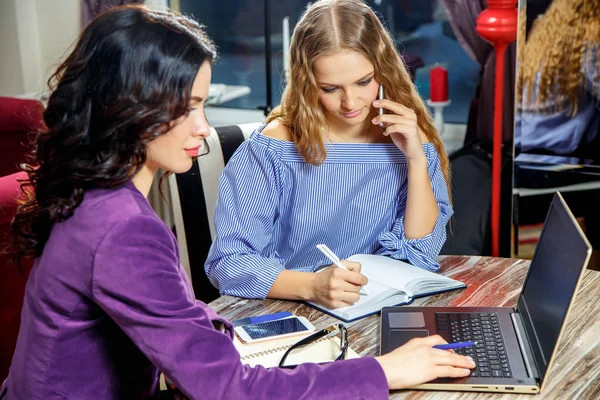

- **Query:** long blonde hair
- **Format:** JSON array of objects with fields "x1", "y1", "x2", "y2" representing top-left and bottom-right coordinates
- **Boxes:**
[
  {"x1": 267, "y1": 0, "x2": 450, "y2": 192},
  {"x1": 517, "y1": 0, "x2": 600, "y2": 116}
]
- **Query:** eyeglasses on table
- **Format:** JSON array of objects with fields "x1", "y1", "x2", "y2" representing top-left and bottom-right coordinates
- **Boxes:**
[{"x1": 278, "y1": 324, "x2": 348, "y2": 368}]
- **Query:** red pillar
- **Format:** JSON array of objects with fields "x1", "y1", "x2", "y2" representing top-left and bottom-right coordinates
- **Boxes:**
[{"x1": 476, "y1": 0, "x2": 518, "y2": 257}]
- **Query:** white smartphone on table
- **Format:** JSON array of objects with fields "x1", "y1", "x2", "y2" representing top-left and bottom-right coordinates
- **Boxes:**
[{"x1": 234, "y1": 316, "x2": 316, "y2": 344}]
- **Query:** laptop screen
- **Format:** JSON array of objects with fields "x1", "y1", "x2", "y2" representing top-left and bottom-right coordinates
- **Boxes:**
[{"x1": 517, "y1": 194, "x2": 590, "y2": 382}]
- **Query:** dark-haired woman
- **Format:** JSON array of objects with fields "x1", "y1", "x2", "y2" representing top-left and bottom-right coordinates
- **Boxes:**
[{"x1": 1, "y1": 5, "x2": 474, "y2": 399}]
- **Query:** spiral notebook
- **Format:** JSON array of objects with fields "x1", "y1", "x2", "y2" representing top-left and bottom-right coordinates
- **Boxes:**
[{"x1": 233, "y1": 333, "x2": 359, "y2": 368}]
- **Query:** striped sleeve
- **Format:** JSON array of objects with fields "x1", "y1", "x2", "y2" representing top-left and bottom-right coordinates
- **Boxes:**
[
  {"x1": 375, "y1": 146, "x2": 453, "y2": 271},
  {"x1": 204, "y1": 139, "x2": 285, "y2": 299}
]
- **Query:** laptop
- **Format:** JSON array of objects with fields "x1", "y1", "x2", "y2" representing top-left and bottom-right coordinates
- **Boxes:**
[{"x1": 379, "y1": 192, "x2": 592, "y2": 394}]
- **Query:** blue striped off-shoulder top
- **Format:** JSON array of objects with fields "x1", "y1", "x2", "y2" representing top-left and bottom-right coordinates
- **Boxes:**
[{"x1": 205, "y1": 124, "x2": 453, "y2": 299}]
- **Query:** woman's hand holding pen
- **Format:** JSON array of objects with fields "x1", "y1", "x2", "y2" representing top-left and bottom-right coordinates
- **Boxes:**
[
  {"x1": 309, "y1": 261, "x2": 368, "y2": 309},
  {"x1": 375, "y1": 335, "x2": 476, "y2": 390},
  {"x1": 371, "y1": 99, "x2": 426, "y2": 163}
]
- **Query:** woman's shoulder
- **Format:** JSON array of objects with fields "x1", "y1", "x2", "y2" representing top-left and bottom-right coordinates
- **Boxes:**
[
  {"x1": 233, "y1": 119, "x2": 299, "y2": 165},
  {"x1": 78, "y1": 183, "x2": 169, "y2": 240},
  {"x1": 83, "y1": 183, "x2": 150, "y2": 216},
  {"x1": 260, "y1": 119, "x2": 293, "y2": 142}
]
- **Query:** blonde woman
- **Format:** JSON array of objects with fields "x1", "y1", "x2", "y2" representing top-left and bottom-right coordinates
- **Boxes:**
[
  {"x1": 516, "y1": 0, "x2": 600, "y2": 157},
  {"x1": 206, "y1": 0, "x2": 452, "y2": 309}
]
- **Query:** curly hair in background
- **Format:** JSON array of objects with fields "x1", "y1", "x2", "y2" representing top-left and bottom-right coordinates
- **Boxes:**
[
  {"x1": 8, "y1": 5, "x2": 216, "y2": 261},
  {"x1": 266, "y1": 0, "x2": 450, "y2": 194},
  {"x1": 517, "y1": 0, "x2": 600, "y2": 116}
]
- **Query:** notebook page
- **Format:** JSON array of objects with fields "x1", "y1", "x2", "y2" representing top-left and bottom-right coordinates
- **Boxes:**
[
  {"x1": 234, "y1": 332, "x2": 313, "y2": 359},
  {"x1": 348, "y1": 254, "x2": 461, "y2": 294}
]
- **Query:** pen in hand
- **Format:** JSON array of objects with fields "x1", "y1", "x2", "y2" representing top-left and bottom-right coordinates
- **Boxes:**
[
  {"x1": 433, "y1": 341, "x2": 477, "y2": 350},
  {"x1": 316, "y1": 244, "x2": 370, "y2": 295}
]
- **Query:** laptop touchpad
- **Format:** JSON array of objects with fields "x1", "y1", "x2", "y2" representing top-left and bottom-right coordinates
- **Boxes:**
[
  {"x1": 387, "y1": 330, "x2": 429, "y2": 351},
  {"x1": 388, "y1": 312, "x2": 426, "y2": 328}
]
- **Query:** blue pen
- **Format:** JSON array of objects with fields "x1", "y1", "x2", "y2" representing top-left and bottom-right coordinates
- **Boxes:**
[
  {"x1": 433, "y1": 341, "x2": 477, "y2": 350},
  {"x1": 231, "y1": 311, "x2": 293, "y2": 327}
]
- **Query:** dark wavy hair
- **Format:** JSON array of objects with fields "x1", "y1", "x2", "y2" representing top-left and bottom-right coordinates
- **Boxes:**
[{"x1": 8, "y1": 5, "x2": 216, "y2": 261}]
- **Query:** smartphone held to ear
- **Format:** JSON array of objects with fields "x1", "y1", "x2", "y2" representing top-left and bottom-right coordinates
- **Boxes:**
[
  {"x1": 377, "y1": 84, "x2": 386, "y2": 128},
  {"x1": 234, "y1": 316, "x2": 316, "y2": 344}
]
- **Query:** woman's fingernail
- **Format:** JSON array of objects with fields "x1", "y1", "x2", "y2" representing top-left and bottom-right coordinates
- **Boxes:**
[
  {"x1": 373, "y1": 100, "x2": 380, "y2": 106},
  {"x1": 371, "y1": 118, "x2": 377, "y2": 124},
  {"x1": 466, "y1": 356, "x2": 475, "y2": 365}
]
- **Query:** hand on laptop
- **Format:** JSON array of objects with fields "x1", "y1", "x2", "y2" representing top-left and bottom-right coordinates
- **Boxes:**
[
  {"x1": 309, "y1": 260, "x2": 368, "y2": 309},
  {"x1": 375, "y1": 335, "x2": 476, "y2": 390}
]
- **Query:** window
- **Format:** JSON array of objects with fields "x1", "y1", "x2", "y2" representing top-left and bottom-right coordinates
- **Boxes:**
[{"x1": 175, "y1": 0, "x2": 479, "y2": 125}]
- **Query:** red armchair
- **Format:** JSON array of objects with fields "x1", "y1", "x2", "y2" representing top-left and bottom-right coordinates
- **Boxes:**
[
  {"x1": 0, "y1": 96, "x2": 43, "y2": 380},
  {"x1": 0, "y1": 96, "x2": 44, "y2": 177},
  {"x1": 0, "y1": 172, "x2": 33, "y2": 381}
]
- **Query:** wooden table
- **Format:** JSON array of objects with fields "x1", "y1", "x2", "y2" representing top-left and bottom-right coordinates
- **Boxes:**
[{"x1": 209, "y1": 256, "x2": 600, "y2": 399}]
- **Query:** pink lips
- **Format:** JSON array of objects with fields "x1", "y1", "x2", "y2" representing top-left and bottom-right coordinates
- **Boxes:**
[
  {"x1": 342, "y1": 109, "x2": 362, "y2": 118},
  {"x1": 184, "y1": 144, "x2": 201, "y2": 156}
]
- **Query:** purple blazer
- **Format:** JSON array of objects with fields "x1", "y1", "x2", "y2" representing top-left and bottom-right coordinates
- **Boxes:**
[{"x1": 3, "y1": 182, "x2": 387, "y2": 399}]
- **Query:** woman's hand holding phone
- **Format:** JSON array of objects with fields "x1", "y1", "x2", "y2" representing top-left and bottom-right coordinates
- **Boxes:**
[{"x1": 371, "y1": 90, "x2": 426, "y2": 163}]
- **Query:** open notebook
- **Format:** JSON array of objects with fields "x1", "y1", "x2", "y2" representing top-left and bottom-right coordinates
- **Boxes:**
[
  {"x1": 234, "y1": 333, "x2": 359, "y2": 368},
  {"x1": 308, "y1": 254, "x2": 466, "y2": 322}
]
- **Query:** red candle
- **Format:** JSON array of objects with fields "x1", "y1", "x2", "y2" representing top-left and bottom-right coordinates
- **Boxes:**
[{"x1": 430, "y1": 64, "x2": 448, "y2": 102}]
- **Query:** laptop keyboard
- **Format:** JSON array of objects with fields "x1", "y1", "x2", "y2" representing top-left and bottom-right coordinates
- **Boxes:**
[{"x1": 435, "y1": 312, "x2": 512, "y2": 378}]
